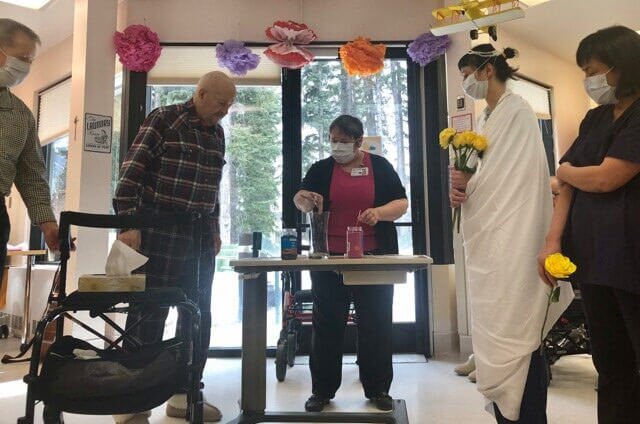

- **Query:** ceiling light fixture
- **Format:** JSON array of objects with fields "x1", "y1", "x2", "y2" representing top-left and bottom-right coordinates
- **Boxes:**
[
  {"x1": 0, "y1": 0, "x2": 53, "y2": 10},
  {"x1": 431, "y1": 7, "x2": 525, "y2": 37},
  {"x1": 519, "y1": 0, "x2": 552, "y2": 6}
]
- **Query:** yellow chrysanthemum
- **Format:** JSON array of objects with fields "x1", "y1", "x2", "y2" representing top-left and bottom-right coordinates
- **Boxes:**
[
  {"x1": 453, "y1": 131, "x2": 474, "y2": 148},
  {"x1": 439, "y1": 128, "x2": 456, "y2": 149},
  {"x1": 544, "y1": 253, "x2": 577, "y2": 279},
  {"x1": 473, "y1": 135, "x2": 488, "y2": 152}
]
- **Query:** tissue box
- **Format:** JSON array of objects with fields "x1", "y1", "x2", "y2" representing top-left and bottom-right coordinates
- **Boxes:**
[{"x1": 77, "y1": 274, "x2": 146, "y2": 292}]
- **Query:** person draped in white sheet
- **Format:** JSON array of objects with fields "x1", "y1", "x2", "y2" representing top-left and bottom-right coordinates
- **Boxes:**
[{"x1": 450, "y1": 44, "x2": 573, "y2": 424}]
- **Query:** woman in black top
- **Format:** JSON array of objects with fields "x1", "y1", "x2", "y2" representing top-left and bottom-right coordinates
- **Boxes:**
[
  {"x1": 539, "y1": 26, "x2": 640, "y2": 424},
  {"x1": 294, "y1": 115, "x2": 408, "y2": 412}
]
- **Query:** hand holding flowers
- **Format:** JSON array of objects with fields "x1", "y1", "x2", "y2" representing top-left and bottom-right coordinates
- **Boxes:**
[{"x1": 439, "y1": 128, "x2": 488, "y2": 232}]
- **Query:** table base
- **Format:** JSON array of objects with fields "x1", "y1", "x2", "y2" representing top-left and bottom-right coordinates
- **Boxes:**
[{"x1": 226, "y1": 399, "x2": 409, "y2": 424}]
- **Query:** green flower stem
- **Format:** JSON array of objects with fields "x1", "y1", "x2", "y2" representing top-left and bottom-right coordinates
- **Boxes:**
[{"x1": 540, "y1": 286, "x2": 560, "y2": 353}]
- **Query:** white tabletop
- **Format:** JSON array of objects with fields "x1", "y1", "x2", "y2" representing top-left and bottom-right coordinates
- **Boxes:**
[{"x1": 229, "y1": 254, "x2": 433, "y2": 273}]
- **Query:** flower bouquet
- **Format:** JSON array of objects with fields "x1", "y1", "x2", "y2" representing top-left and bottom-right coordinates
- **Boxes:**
[{"x1": 439, "y1": 128, "x2": 488, "y2": 232}]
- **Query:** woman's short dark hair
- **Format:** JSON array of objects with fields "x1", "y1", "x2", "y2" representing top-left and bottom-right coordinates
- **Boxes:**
[
  {"x1": 457, "y1": 44, "x2": 518, "y2": 82},
  {"x1": 576, "y1": 25, "x2": 640, "y2": 99},
  {"x1": 329, "y1": 115, "x2": 364, "y2": 139}
]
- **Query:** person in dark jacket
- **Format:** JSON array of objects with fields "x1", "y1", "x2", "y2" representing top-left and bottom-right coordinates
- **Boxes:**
[
  {"x1": 538, "y1": 26, "x2": 640, "y2": 424},
  {"x1": 294, "y1": 115, "x2": 408, "y2": 412}
]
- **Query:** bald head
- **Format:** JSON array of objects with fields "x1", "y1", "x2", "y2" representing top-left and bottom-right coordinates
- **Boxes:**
[{"x1": 193, "y1": 71, "x2": 236, "y2": 126}]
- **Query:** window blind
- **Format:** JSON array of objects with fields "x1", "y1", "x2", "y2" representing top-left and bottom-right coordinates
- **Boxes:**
[{"x1": 37, "y1": 78, "x2": 71, "y2": 144}]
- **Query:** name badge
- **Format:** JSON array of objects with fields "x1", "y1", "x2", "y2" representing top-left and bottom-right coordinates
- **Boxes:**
[{"x1": 351, "y1": 167, "x2": 369, "y2": 177}]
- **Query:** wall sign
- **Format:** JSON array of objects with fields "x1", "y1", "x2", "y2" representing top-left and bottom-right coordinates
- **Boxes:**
[
  {"x1": 451, "y1": 113, "x2": 473, "y2": 132},
  {"x1": 84, "y1": 113, "x2": 112, "y2": 153}
]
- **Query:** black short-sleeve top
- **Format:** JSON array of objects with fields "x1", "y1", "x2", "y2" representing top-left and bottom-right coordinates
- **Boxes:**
[{"x1": 561, "y1": 99, "x2": 640, "y2": 293}]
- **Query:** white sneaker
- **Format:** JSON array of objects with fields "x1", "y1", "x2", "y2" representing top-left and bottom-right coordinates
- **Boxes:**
[
  {"x1": 113, "y1": 410, "x2": 151, "y2": 424},
  {"x1": 468, "y1": 370, "x2": 477, "y2": 383},
  {"x1": 454, "y1": 354, "x2": 476, "y2": 376},
  {"x1": 166, "y1": 394, "x2": 222, "y2": 422}
]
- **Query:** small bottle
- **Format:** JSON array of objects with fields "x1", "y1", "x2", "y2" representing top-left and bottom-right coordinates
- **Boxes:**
[{"x1": 281, "y1": 228, "x2": 298, "y2": 260}]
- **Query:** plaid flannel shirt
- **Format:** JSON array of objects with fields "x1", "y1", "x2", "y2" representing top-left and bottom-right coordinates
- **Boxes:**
[
  {"x1": 0, "y1": 87, "x2": 55, "y2": 224},
  {"x1": 113, "y1": 100, "x2": 225, "y2": 285}
]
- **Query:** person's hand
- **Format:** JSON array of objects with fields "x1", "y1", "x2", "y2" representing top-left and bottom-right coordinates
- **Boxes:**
[
  {"x1": 537, "y1": 241, "x2": 561, "y2": 288},
  {"x1": 556, "y1": 163, "x2": 571, "y2": 182},
  {"x1": 40, "y1": 221, "x2": 60, "y2": 252},
  {"x1": 450, "y1": 187, "x2": 467, "y2": 208},
  {"x1": 450, "y1": 166, "x2": 472, "y2": 191},
  {"x1": 296, "y1": 190, "x2": 323, "y2": 213},
  {"x1": 118, "y1": 230, "x2": 141, "y2": 250},
  {"x1": 214, "y1": 235, "x2": 222, "y2": 256},
  {"x1": 358, "y1": 208, "x2": 380, "y2": 226}
]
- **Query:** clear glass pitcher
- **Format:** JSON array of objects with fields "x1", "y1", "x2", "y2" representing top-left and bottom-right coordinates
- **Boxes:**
[{"x1": 308, "y1": 211, "x2": 330, "y2": 259}]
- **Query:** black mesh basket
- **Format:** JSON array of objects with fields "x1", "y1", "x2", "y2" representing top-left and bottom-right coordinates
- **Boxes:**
[{"x1": 38, "y1": 336, "x2": 185, "y2": 415}]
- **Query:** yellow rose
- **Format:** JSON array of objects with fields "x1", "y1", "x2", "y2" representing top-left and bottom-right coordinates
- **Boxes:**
[
  {"x1": 473, "y1": 135, "x2": 488, "y2": 152},
  {"x1": 439, "y1": 128, "x2": 456, "y2": 149},
  {"x1": 544, "y1": 253, "x2": 577, "y2": 279}
]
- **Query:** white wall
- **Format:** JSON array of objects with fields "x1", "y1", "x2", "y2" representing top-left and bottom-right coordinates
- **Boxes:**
[
  {"x1": 122, "y1": 0, "x2": 441, "y2": 42},
  {"x1": 491, "y1": 30, "x2": 590, "y2": 157}
]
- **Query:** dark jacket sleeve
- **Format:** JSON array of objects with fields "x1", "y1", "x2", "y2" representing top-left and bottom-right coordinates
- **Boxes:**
[
  {"x1": 375, "y1": 155, "x2": 407, "y2": 203},
  {"x1": 300, "y1": 161, "x2": 321, "y2": 192}
]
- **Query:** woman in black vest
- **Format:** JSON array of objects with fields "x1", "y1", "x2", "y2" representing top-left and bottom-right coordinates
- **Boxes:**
[{"x1": 294, "y1": 115, "x2": 408, "y2": 412}]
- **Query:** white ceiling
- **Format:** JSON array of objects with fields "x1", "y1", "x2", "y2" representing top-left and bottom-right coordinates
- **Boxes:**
[
  {"x1": 502, "y1": 0, "x2": 640, "y2": 63},
  {"x1": 0, "y1": 0, "x2": 73, "y2": 52}
]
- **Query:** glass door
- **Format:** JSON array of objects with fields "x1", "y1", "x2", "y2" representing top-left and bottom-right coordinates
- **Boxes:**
[
  {"x1": 146, "y1": 83, "x2": 284, "y2": 350},
  {"x1": 294, "y1": 50, "x2": 426, "y2": 352}
]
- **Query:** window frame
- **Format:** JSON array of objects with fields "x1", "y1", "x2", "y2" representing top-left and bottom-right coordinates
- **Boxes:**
[{"x1": 29, "y1": 76, "x2": 72, "y2": 263}]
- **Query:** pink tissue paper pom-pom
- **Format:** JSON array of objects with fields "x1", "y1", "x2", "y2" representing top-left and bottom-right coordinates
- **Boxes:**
[{"x1": 113, "y1": 25, "x2": 162, "y2": 72}]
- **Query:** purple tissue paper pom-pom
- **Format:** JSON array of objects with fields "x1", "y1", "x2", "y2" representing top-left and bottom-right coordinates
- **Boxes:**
[
  {"x1": 216, "y1": 40, "x2": 261, "y2": 75},
  {"x1": 407, "y1": 33, "x2": 450, "y2": 66}
]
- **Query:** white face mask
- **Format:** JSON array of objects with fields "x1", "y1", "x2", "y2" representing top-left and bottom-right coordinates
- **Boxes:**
[
  {"x1": 0, "y1": 48, "x2": 30, "y2": 87},
  {"x1": 462, "y1": 72, "x2": 489, "y2": 100},
  {"x1": 331, "y1": 142, "x2": 357, "y2": 164},
  {"x1": 584, "y1": 69, "x2": 617, "y2": 105}
]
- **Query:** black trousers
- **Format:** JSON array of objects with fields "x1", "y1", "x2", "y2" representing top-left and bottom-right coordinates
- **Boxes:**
[
  {"x1": 580, "y1": 283, "x2": 640, "y2": 424},
  {"x1": 309, "y1": 270, "x2": 394, "y2": 399},
  {"x1": 0, "y1": 200, "x2": 9, "y2": 267},
  {"x1": 124, "y1": 254, "x2": 215, "y2": 386},
  {"x1": 494, "y1": 350, "x2": 549, "y2": 424}
]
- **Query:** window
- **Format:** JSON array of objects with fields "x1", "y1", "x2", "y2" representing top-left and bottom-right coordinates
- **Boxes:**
[
  {"x1": 508, "y1": 76, "x2": 556, "y2": 174},
  {"x1": 29, "y1": 78, "x2": 71, "y2": 261}
]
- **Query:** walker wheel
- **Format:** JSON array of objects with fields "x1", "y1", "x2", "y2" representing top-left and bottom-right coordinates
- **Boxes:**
[
  {"x1": 43, "y1": 405, "x2": 64, "y2": 424},
  {"x1": 286, "y1": 332, "x2": 297, "y2": 367},
  {"x1": 275, "y1": 342, "x2": 287, "y2": 382}
]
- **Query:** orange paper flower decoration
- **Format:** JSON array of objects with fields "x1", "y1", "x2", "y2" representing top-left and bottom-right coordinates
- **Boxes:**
[{"x1": 339, "y1": 37, "x2": 386, "y2": 76}]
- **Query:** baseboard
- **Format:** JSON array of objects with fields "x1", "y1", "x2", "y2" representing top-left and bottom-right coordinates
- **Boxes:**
[
  {"x1": 459, "y1": 334, "x2": 473, "y2": 356},
  {"x1": 433, "y1": 332, "x2": 460, "y2": 355}
]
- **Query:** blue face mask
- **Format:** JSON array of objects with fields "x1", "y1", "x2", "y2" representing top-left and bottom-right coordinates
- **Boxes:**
[{"x1": 0, "y1": 47, "x2": 30, "y2": 87}]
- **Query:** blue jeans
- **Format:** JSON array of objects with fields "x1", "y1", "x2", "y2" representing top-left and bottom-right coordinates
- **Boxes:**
[{"x1": 494, "y1": 349, "x2": 548, "y2": 424}]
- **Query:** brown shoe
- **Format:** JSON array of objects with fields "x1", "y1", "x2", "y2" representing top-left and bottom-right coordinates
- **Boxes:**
[{"x1": 166, "y1": 400, "x2": 222, "y2": 422}]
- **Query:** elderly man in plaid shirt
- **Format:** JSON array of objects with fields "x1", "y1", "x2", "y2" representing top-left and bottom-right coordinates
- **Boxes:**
[{"x1": 114, "y1": 71, "x2": 235, "y2": 424}]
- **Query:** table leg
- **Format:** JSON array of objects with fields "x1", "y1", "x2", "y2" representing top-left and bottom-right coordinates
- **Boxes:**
[
  {"x1": 240, "y1": 272, "x2": 267, "y2": 413},
  {"x1": 21, "y1": 255, "x2": 33, "y2": 347},
  {"x1": 2, "y1": 255, "x2": 35, "y2": 364}
]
